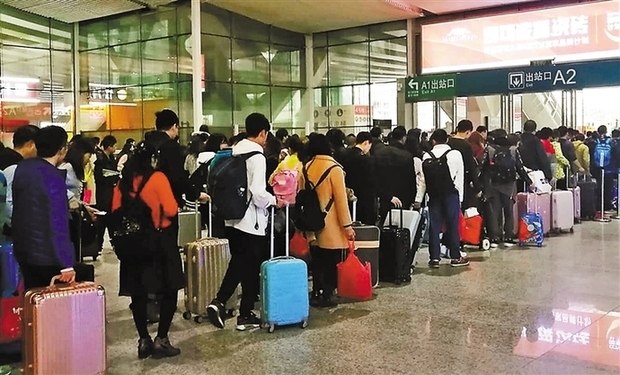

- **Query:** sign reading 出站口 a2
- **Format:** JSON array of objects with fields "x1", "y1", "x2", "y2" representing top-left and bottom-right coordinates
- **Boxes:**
[{"x1": 405, "y1": 74, "x2": 457, "y2": 102}]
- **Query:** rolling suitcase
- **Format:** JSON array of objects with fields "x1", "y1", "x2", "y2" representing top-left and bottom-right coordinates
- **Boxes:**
[
  {"x1": 351, "y1": 200, "x2": 379, "y2": 288},
  {"x1": 577, "y1": 175, "x2": 597, "y2": 220},
  {"x1": 569, "y1": 185, "x2": 581, "y2": 223},
  {"x1": 22, "y1": 277, "x2": 106, "y2": 375},
  {"x1": 551, "y1": 190, "x2": 575, "y2": 233},
  {"x1": 379, "y1": 209, "x2": 412, "y2": 285},
  {"x1": 178, "y1": 203, "x2": 202, "y2": 247},
  {"x1": 516, "y1": 192, "x2": 551, "y2": 236},
  {"x1": 183, "y1": 202, "x2": 236, "y2": 323},
  {"x1": 518, "y1": 213, "x2": 544, "y2": 247},
  {"x1": 261, "y1": 205, "x2": 309, "y2": 333}
]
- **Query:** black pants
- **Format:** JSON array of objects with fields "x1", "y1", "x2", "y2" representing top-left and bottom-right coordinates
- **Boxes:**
[
  {"x1": 130, "y1": 291, "x2": 177, "y2": 340},
  {"x1": 20, "y1": 265, "x2": 62, "y2": 290},
  {"x1": 487, "y1": 191, "x2": 515, "y2": 241},
  {"x1": 96, "y1": 212, "x2": 111, "y2": 252},
  {"x1": 216, "y1": 227, "x2": 267, "y2": 316},
  {"x1": 310, "y1": 247, "x2": 342, "y2": 297}
]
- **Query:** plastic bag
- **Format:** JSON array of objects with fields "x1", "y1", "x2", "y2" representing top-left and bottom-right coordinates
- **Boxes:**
[
  {"x1": 337, "y1": 242, "x2": 372, "y2": 301},
  {"x1": 290, "y1": 232, "x2": 309, "y2": 258},
  {"x1": 459, "y1": 213, "x2": 483, "y2": 246}
]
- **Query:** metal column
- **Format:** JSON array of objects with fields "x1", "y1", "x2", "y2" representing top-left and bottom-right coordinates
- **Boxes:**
[
  {"x1": 304, "y1": 34, "x2": 314, "y2": 135},
  {"x1": 72, "y1": 22, "x2": 80, "y2": 135},
  {"x1": 191, "y1": 0, "x2": 202, "y2": 132},
  {"x1": 404, "y1": 18, "x2": 416, "y2": 129}
]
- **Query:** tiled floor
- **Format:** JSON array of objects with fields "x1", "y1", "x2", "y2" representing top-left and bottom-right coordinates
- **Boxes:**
[{"x1": 4, "y1": 219, "x2": 620, "y2": 374}]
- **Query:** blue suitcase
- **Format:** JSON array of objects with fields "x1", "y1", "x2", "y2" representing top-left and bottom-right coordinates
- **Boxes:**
[
  {"x1": 260, "y1": 206, "x2": 309, "y2": 333},
  {"x1": 0, "y1": 242, "x2": 19, "y2": 297}
]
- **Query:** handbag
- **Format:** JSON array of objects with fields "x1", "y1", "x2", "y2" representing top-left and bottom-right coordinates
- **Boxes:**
[
  {"x1": 289, "y1": 232, "x2": 309, "y2": 258},
  {"x1": 337, "y1": 242, "x2": 372, "y2": 301}
]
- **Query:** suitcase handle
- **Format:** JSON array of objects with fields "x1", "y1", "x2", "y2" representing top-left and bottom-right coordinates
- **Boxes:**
[
  {"x1": 269, "y1": 205, "x2": 290, "y2": 259},
  {"x1": 387, "y1": 206, "x2": 405, "y2": 229},
  {"x1": 49, "y1": 275, "x2": 76, "y2": 287}
]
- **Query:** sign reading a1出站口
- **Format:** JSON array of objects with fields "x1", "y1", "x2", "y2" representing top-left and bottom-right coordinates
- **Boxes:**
[{"x1": 404, "y1": 74, "x2": 457, "y2": 102}]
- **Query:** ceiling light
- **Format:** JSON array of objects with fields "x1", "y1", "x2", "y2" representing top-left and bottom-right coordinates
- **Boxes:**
[{"x1": 0, "y1": 77, "x2": 40, "y2": 83}]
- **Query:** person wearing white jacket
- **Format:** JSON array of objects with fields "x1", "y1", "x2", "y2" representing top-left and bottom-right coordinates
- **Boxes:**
[
  {"x1": 419, "y1": 129, "x2": 469, "y2": 269},
  {"x1": 207, "y1": 113, "x2": 285, "y2": 332}
]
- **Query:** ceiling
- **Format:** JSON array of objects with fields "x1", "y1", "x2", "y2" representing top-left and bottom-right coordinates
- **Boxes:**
[{"x1": 1, "y1": 0, "x2": 541, "y2": 31}]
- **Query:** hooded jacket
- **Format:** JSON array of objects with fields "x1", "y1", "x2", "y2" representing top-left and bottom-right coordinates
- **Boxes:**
[
  {"x1": 224, "y1": 139, "x2": 276, "y2": 236},
  {"x1": 12, "y1": 158, "x2": 74, "y2": 268}
]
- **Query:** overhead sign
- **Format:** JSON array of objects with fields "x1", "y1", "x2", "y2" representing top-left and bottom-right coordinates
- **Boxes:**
[
  {"x1": 421, "y1": 0, "x2": 620, "y2": 74},
  {"x1": 405, "y1": 74, "x2": 457, "y2": 102},
  {"x1": 456, "y1": 59, "x2": 620, "y2": 97}
]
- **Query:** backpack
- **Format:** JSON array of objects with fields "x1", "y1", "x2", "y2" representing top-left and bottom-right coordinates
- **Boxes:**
[
  {"x1": 270, "y1": 169, "x2": 298, "y2": 205},
  {"x1": 294, "y1": 163, "x2": 338, "y2": 232},
  {"x1": 593, "y1": 138, "x2": 612, "y2": 168},
  {"x1": 110, "y1": 173, "x2": 156, "y2": 260},
  {"x1": 422, "y1": 150, "x2": 457, "y2": 199},
  {"x1": 206, "y1": 151, "x2": 262, "y2": 220},
  {"x1": 186, "y1": 159, "x2": 211, "y2": 202},
  {"x1": 489, "y1": 146, "x2": 517, "y2": 184}
]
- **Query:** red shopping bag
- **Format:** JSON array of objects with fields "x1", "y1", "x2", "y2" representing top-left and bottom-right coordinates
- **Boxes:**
[
  {"x1": 0, "y1": 296, "x2": 21, "y2": 344},
  {"x1": 460, "y1": 213, "x2": 483, "y2": 246},
  {"x1": 290, "y1": 232, "x2": 309, "y2": 258},
  {"x1": 337, "y1": 242, "x2": 372, "y2": 301}
]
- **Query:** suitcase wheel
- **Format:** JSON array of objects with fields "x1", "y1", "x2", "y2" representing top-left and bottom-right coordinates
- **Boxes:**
[
  {"x1": 537, "y1": 243, "x2": 543, "y2": 248},
  {"x1": 267, "y1": 324, "x2": 276, "y2": 333},
  {"x1": 518, "y1": 242, "x2": 524, "y2": 247},
  {"x1": 194, "y1": 316, "x2": 204, "y2": 324},
  {"x1": 182, "y1": 311, "x2": 192, "y2": 320},
  {"x1": 480, "y1": 238, "x2": 491, "y2": 251},
  {"x1": 301, "y1": 320, "x2": 308, "y2": 329}
]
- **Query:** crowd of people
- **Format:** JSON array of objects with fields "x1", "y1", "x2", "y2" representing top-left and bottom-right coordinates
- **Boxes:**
[{"x1": 0, "y1": 109, "x2": 619, "y2": 362}]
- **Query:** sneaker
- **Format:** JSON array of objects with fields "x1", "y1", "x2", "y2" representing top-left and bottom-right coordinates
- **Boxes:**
[
  {"x1": 490, "y1": 242, "x2": 499, "y2": 249},
  {"x1": 428, "y1": 259, "x2": 440, "y2": 268},
  {"x1": 151, "y1": 336, "x2": 181, "y2": 359},
  {"x1": 503, "y1": 240, "x2": 516, "y2": 247},
  {"x1": 236, "y1": 311, "x2": 262, "y2": 331},
  {"x1": 460, "y1": 251, "x2": 468, "y2": 258},
  {"x1": 137, "y1": 338, "x2": 153, "y2": 359},
  {"x1": 206, "y1": 299, "x2": 225, "y2": 329},
  {"x1": 450, "y1": 257, "x2": 470, "y2": 267}
]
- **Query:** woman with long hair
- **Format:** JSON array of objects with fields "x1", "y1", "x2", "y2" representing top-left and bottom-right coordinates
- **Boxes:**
[
  {"x1": 184, "y1": 134, "x2": 206, "y2": 175},
  {"x1": 111, "y1": 142, "x2": 183, "y2": 360},
  {"x1": 116, "y1": 138, "x2": 136, "y2": 172}
]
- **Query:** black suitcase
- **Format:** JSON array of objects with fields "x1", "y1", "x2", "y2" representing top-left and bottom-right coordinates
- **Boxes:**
[
  {"x1": 379, "y1": 210, "x2": 411, "y2": 285},
  {"x1": 577, "y1": 178, "x2": 597, "y2": 220},
  {"x1": 351, "y1": 201, "x2": 380, "y2": 287}
]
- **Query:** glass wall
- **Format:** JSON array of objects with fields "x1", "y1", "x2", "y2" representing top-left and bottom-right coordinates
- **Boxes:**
[
  {"x1": 0, "y1": 4, "x2": 73, "y2": 144},
  {"x1": 78, "y1": 2, "x2": 306, "y2": 142},
  {"x1": 313, "y1": 22, "x2": 406, "y2": 134}
]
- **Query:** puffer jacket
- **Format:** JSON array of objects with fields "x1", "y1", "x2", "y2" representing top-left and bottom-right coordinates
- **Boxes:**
[
  {"x1": 12, "y1": 158, "x2": 74, "y2": 268},
  {"x1": 573, "y1": 140, "x2": 590, "y2": 175},
  {"x1": 552, "y1": 141, "x2": 570, "y2": 180}
]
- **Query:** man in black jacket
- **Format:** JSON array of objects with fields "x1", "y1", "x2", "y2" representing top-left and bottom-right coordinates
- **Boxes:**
[
  {"x1": 94, "y1": 135, "x2": 119, "y2": 253},
  {"x1": 341, "y1": 132, "x2": 376, "y2": 225},
  {"x1": 373, "y1": 127, "x2": 416, "y2": 224},
  {"x1": 518, "y1": 120, "x2": 552, "y2": 189},
  {"x1": 448, "y1": 120, "x2": 481, "y2": 208},
  {"x1": 369, "y1": 127, "x2": 385, "y2": 156}
]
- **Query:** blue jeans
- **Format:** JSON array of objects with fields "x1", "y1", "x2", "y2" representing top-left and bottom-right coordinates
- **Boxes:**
[{"x1": 428, "y1": 193, "x2": 462, "y2": 261}]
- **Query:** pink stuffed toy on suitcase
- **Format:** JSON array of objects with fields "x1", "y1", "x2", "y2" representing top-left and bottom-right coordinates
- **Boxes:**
[{"x1": 270, "y1": 169, "x2": 298, "y2": 204}]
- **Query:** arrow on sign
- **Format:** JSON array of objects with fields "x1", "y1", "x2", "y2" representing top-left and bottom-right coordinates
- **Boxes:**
[
  {"x1": 408, "y1": 80, "x2": 418, "y2": 90},
  {"x1": 512, "y1": 76, "x2": 521, "y2": 87}
]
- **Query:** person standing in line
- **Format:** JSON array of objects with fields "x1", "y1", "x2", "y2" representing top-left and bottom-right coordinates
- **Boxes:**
[
  {"x1": 419, "y1": 129, "x2": 469, "y2": 268},
  {"x1": 94, "y1": 135, "x2": 119, "y2": 253},
  {"x1": 207, "y1": 113, "x2": 285, "y2": 331},
  {"x1": 340, "y1": 131, "x2": 376, "y2": 226},
  {"x1": 447, "y1": 120, "x2": 481, "y2": 209}
]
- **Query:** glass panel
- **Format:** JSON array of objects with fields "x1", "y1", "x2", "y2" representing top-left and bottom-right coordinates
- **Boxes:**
[
  {"x1": 202, "y1": 34, "x2": 231, "y2": 82},
  {"x1": 467, "y1": 95, "x2": 501, "y2": 130},
  {"x1": 0, "y1": 8, "x2": 50, "y2": 49},
  {"x1": 109, "y1": 43, "x2": 141, "y2": 86},
  {"x1": 79, "y1": 21, "x2": 108, "y2": 51},
  {"x1": 177, "y1": 81, "x2": 194, "y2": 144},
  {"x1": 80, "y1": 49, "x2": 109, "y2": 91},
  {"x1": 271, "y1": 26, "x2": 304, "y2": 47},
  {"x1": 232, "y1": 40, "x2": 269, "y2": 85},
  {"x1": 51, "y1": 20, "x2": 73, "y2": 51},
  {"x1": 141, "y1": 37, "x2": 178, "y2": 85},
  {"x1": 415, "y1": 101, "x2": 435, "y2": 131},
  {"x1": 202, "y1": 81, "x2": 234, "y2": 137},
  {"x1": 177, "y1": 35, "x2": 193, "y2": 81},
  {"x1": 232, "y1": 84, "x2": 271, "y2": 127},
  {"x1": 51, "y1": 50, "x2": 73, "y2": 91},
  {"x1": 328, "y1": 43, "x2": 369, "y2": 86},
  {"x1": 201, "y1": 3, "x2": 231, "y2": 37},
  {"x1": 313, "y1": 33, "x2": 328, "y2": 48},
  {"x1": 370, "y1": 38, "x2": 406, "y2": 83},
  {"x1": 272, "y1": 87, "x2": 305, "y2": 134},
  {"x1": 370, "y1": 21, "x2": 407, "y2": 40},
  {"x1": 581, "y1": 87, "x2": 620, "y2": 130},
  {"x1": 0, "y1": 91, "x2": 52, "y2": 129},
  {"x1": 176, "y1": 3, "x2": 192, "y2": 35},
  {"x1": 232, "y1": 13, "x2": 268, "y2": 42},
  {"x1": 328, "y1": 26, "x2": 368, "y2": 45},
  {"x1": 271, "y1": 44, "x2": 304, "y2": 87},
  {"x1": 51, "y1": 91, "x2": 73, "y2": 130},
  {"x1": 141, "y1": 8, "x2": 177, "y2": 40},
  {"x1": 371, "y1": 82, "x2": 397, "y2": 125},
  {"x1": 439, "y1": 100, "x2": 453, "y2": 130},
  {"x1": 313, "y1": 47, "x2": 328, "y2": 87},
  {"x1": 108, "y1": 14, "x2": 141, "y2": 46},
  {"x1": 1, "y1": 46, "x2": 50, "y2": 84},
  {"x1": 141, "y1": 83, "x2": 180, "y2": 131}
]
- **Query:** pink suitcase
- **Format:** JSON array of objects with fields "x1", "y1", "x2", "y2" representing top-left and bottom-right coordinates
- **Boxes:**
[
  {"x1": 516, "y1": 192, "x2": 551, "y2": 236},
  {"x1": 568, "y1": 186, "x2": 581, "y2": 223},
  {"x1": 551, "y1": 190, "x2": 575, "y2": 233},
  {"x1": 22, "y1": 278, "x2": 106, "y2": 375}
]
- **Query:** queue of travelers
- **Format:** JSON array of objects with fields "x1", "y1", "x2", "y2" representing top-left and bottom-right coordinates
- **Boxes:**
[{"x1": 0, "y1": 111, "x2": 619, "y2": 364}]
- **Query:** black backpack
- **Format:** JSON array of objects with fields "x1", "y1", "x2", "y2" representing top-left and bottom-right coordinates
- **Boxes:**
[
  {"x1": 206, "y1": 151, "x2": 262, "y2": 220},
  {"x1": 422, "y1": 150, "x2": 457, "y2": 199},
  {"x1": 110, "y1": 173, "x2": 156, "y2": 261},
  {"x1": 489, "y1": 145, "x2": 517, "y2": 184},
  {"x1": 294, "y1": 163, "x2": 339, "y2": 232},
  {"x1": 186, "y1": 159, "x2": 211, "y2": 202}
]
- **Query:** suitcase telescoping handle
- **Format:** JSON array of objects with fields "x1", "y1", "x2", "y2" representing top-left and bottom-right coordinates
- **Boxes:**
[
  {"x1": 194, "y1": 201, "x2": 201, "y2": 239},
  {"x1": 269, "y1": 205, "x2": 290, "y2": 259},
  {"x1": 352, "y1": 199, "x2": 357, "y2": 223},
  {"x1": 387, "y1": 205, "x2": 405, "y2": 230},
  {"x1": 208, "y1": 201, "x2": 213, "y2": 237}
]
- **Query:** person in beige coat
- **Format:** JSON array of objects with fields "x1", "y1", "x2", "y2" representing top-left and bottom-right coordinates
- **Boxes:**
[{"x1": 299, "y1": 133, "x2": 355, "y2": 308}]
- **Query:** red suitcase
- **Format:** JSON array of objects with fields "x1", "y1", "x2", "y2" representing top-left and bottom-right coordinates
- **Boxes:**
[
  {"x1": 516, "y1": 192, "x2": 551, "y2": 236},
  {"x1": 22, "y1": 277, "x2": 106, "y2": 375}
]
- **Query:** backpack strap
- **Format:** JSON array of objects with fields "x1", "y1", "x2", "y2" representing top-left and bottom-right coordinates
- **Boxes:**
[
  {"x1": 134, "y1": 172, "x2": 154, "y2": 197},
  {"x1": 303, "y1": 162, "x2": 340, "y2": 213}
]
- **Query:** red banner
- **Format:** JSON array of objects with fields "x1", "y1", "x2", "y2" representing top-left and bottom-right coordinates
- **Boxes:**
[{"x1": 422, "y1": 1, "x2": 620, "y2": 73}]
